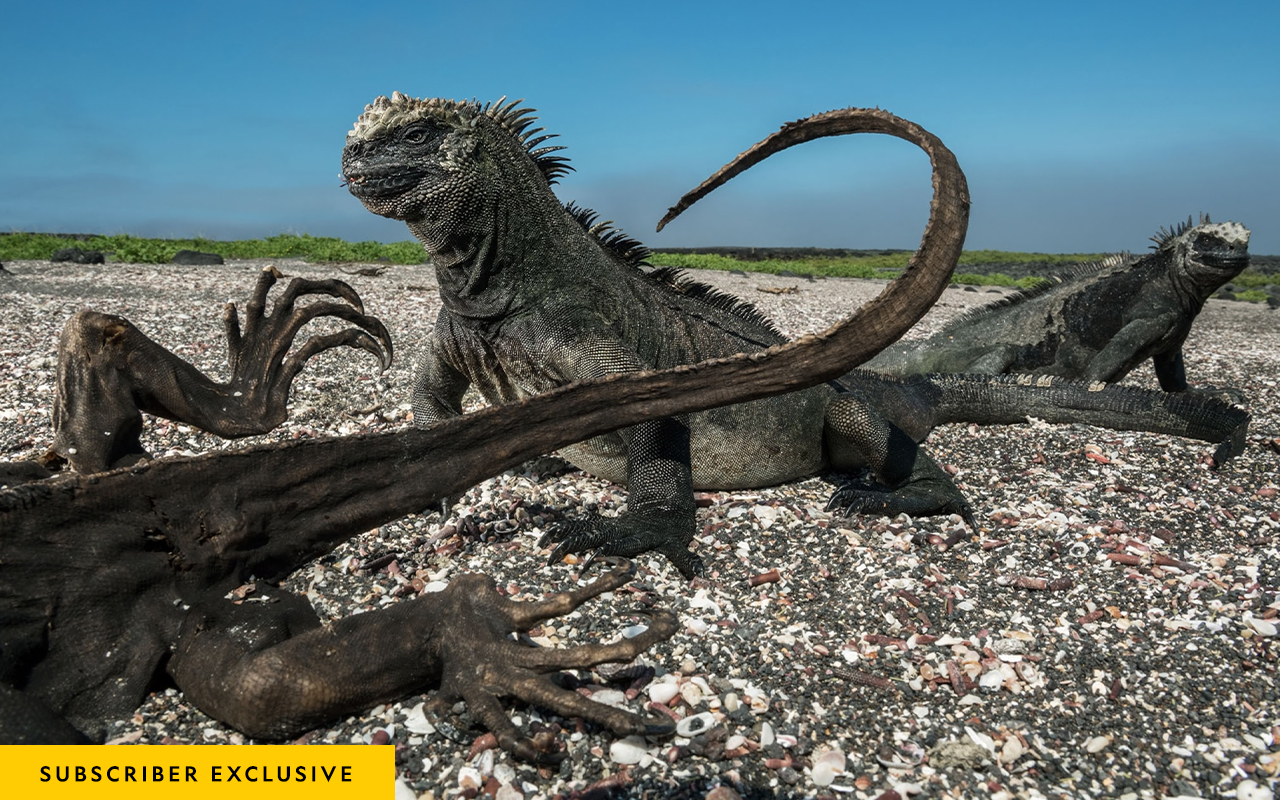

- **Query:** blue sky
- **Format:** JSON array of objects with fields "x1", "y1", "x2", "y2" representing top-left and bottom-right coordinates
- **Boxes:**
[{"x1": 3, "y1": 0, "x2": 1277, "y2": 253}]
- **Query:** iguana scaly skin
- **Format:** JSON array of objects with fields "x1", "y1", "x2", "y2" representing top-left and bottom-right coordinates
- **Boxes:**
[
  {"x1": 341, "y1": 95, "x2": 1246, "y2": 577},
  {"x1": 864, "y1": 217, "x2": 1250, "y2": 391}
]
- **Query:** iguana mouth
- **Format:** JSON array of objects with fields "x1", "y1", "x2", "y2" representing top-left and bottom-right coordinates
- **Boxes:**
[{"x1": 343, "y1": 167, "x2": 429, "y2": 199}]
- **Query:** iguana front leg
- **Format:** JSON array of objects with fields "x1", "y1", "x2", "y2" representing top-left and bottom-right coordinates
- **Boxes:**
[
  {"x1": 822, "y1": 394, "x2": 977, "y2": 528},
  {"x1": 537, "y1": 339, "x2": 704, "y2": 578},
  {"x1": 52, "y1": 267, "x2": 393, "y2": 472},
  {"x1": 168, "y1": 559, "x2": 675, "y2": 761},
  {"x1": 541, "y1": 416, "x2": 703, "y2": 578}
]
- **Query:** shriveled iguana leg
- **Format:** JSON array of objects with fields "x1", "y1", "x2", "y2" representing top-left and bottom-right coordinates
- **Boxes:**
[
  {"x1": 168, "y1": 559, "x2": 674, "y2": 763},
  {"x1": 540, "y1": 416, "x2": 704, "y2": 579},
  {"x1": 822, "y1": 395, "x2": 977, "y2": 528},
  {"x1": 51, "y1": 267, "x2": 393, "y2": 472}
]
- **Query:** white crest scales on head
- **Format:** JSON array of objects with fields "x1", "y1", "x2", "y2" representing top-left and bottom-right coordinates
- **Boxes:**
[{"x1": 347, "y1": 92, "x2": 574, "y2": 183}]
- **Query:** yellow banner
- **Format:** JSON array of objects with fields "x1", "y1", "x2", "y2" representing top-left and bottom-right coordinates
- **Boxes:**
[{"x1": 0, "y1": 745, "x2": 394, "y2": 799}]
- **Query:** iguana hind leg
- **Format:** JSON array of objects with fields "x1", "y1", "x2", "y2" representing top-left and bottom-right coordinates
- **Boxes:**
[
  {"x1": 168, "y1": 560, "x2": 674, "y2": 762},
  {"x1": 52, "y1": 267, "x2": 393, "y2": 472},
  {"x1": 823, "y1": 395, "x2": 977, "y2": 528}
]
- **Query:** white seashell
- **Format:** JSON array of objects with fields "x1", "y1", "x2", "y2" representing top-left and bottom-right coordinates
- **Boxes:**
[
  {"x1": 621, "y1": 623, "x2": 649, "y2": 639},
  {"x1": 966, "y1": 726, "x2": 996, "y2": 753},
  {"x1": 395, "y1": 777, "x2": 418, "y2": 800},
  {"x1": 423, "y1": 581, "x2": 448, "y2": 593},
  {"x1": 811, "y1": 746, "x2": 846, "y2": 786},
  {"x1": 759, "y1": 722, "x2": 775, "y2": 747},
  {"x1": 474, "y1": 748, "x2": 494, "y2": 776},
  {"x1": 495, "y1": 784, "x2": 523, "y2": 800},
  {"x1": 688, "y1": 590, "x2": 722, "y2": 616},
  {"x1": 402, "y1": 702, "x2": 435, "y2": 735},
  {"x1": 979, "y1": 669, "x2": 1005, "y2": 690},
  {"x1": 811, "y1": 760, "x2": 839, "y2": 787},
  {"x1": 647, "y1": 681, "x2": 680, "y2": 705},
  {"x1": 1084, "y1": 735, "x2": 1112, "y2": 753},
  {"x1": 1246, "y1": 614, "x2": 1278, "y2": 637},
  {"x1": 722, "y1": 692, "x2": 740, "y2": 712},
  {"x1": 1238, "y1": 779, "x2": 1275, "y2": 800},
  {"x1": 685, "y1": 618, "x2": 709, "y2": 636},
  {"x1": 457, "y1": 766, "x2": 482, "y2": 790},
  {"x1": 680, "y1": 681, "x2": 704, "y2": 706},
  {"x1": 589, "y1": 688, "x2": 628, "y2": 707},
  {"x1": 725, "y1": 734, "x2": 745, "y2": 750},
  {"x1": 676, "y1": 711, "x2": 717, "y2": 738},
  {"x1": 609, "y1": 735, "x2": 648, "y2": 765},
  {"x1": 493, "y1": 763, "x2": 515, "y2": 784},
  {"x1": 999, "y1": 737, "x2": 1026, "y2": 764}
]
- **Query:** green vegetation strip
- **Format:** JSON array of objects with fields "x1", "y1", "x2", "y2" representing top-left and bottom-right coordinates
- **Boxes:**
[{"x1": 2, "y1": 233, "x2": 1274, "y2": 294}]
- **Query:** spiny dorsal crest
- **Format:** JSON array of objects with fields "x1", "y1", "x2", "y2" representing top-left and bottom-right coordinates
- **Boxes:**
[
  {"x1": 1150, "y1": 214, "x2": 1212, "y2": 250},
  {"x1": 348, "y1": 92, "x2": 574, "y2": 183},
  {"x1": 944, "y1": 252, "x2": 1132, "y2": 327},
  {"x1": 564, "y1": 202, "x2": 652, "y2": 266},
  {"x1": 644, "y1": 267, "x2": 788, "y2": 342}
]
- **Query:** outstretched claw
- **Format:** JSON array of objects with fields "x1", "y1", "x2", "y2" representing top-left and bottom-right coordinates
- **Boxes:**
[
  {"x1": 540, "y1": 511, "x2": 705, "y2": 580},
  {"x1": 51, "y1": 267, "x2": 394, "y2": 472},
  {"x1": 428, "y1": 562, "x2": 678, "y2": 763},
  {"x1": 168, "y1": 560, "x2": 677, "y2": 762}
]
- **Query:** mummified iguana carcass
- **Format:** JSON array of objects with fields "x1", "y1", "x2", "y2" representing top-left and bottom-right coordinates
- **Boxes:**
[
  {"x1": 0, "y1": 150, "x2": 978, "y2": 748},
  {"x1": 341, "y1": 94, "x2": 1249, "y2": 577},
  {"x1": 864, "y1": 216, "x2": 1250, "y2": 392}
]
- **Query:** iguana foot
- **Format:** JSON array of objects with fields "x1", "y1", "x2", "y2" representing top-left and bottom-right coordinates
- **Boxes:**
[
  {"x1": 826, "y1": 458, "x2": 978, "y2": 530},
  {"x1": 430, "y1": 559, "x2": 678, "y2": 762},
  {"x1": 170, "y1": 560, "x2": 675, "y2": 762},
  {"x1": 52, "y1": 267, "x2": 394, "y2": 472},
  {"x1": 540, "y1": 511, "x2": 705, "y2": 579}
]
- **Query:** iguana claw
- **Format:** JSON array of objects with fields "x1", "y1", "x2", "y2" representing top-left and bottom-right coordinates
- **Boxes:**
[
  {"x1": 540, "y1": 512, "x2": 705, "y2": 579},
  {"x1": 826, "y1": 482, "x2": 978, "y2": 531}
]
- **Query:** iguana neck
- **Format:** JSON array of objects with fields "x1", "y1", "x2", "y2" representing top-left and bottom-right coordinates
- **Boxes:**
[{"x1": 408, "y1": 130, "x2": 606, "y2": 326}]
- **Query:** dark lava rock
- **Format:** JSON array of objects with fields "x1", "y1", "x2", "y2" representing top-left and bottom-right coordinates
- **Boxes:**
[
  {"x1": 51, "y1": 247, "x2": 106, "y2": 264},
  {"x1": 171, "y1": 250, "x2": 225, "y2": 266}
]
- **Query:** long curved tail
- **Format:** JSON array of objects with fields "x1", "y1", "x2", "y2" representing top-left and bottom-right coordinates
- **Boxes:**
[{"x1": 658, "y1": 107, "x2": 970, "y2": 369}]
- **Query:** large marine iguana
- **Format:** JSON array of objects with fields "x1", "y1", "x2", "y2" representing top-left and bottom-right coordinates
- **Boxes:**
[
  {"x1": 863, "y1": 216, "x2": 1250, "y2": 390},
  {"x1": 340, "y1": 95, "x2": 1248, "y2": 577}
]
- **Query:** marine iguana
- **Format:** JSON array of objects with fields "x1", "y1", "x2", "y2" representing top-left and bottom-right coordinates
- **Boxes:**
[
  {"x1": 863, "y1": 216, "x2": 1250, "y2": 391},
  {"x1": 341, "y1": 95, "x2": 1248, "y2": 577}
]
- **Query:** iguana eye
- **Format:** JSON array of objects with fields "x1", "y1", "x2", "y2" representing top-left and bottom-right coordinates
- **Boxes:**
[{"x1": 402, "y1": 125, "x2": 432, "y2": 145}]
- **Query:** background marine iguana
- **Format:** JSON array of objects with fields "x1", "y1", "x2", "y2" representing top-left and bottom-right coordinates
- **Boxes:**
[
  {"x1": 863, "y1": 216, "x2": 1250, "y2": 392},
  {"x1": 341, "y1": 95, "x2": 1248, "y2": 577}
]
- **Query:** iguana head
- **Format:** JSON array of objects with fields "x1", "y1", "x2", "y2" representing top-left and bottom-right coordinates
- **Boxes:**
[
  {"x1": 341, "y1": 93, "x2": 571, "y2": 248},
  {"x1": 1152, "y1": 216, "x2": 1250, "y2": 294}
]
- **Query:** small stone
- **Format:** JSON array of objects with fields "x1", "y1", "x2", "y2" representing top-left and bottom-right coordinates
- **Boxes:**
[{"x1": 722, "y1": 692, "x2": 740, "y2": 712}]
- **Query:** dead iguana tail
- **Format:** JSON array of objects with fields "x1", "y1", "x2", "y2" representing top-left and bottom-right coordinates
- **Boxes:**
[
  {"x1": 842, "y1": 370, "x2": 1249, "y2": 467},
  {"x1": 658, "y1": 106, "x2": 970, "y2": 369}
]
